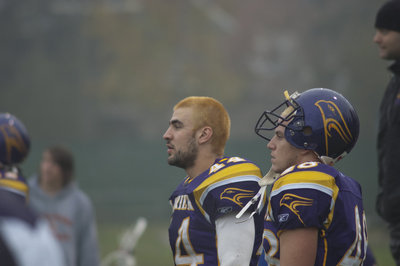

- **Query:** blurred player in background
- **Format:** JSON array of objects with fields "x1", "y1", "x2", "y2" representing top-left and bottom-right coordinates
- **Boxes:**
[
  {"x1": 0, "y1": 113, "x2": 30, "y2": 201},
  {"x1": 163, "y1": 96, "x2": 266, "y2": 265},
  {"x1": 0, "y1": 113, "x2": 65, "y2": 266},
  {"x1": 28, "y1": 145, "x2": 100, "y2": 266},
  {"x1": 252, "y1": 88, "x2": 375, "y2": 265},
  {"x1": 373, "y1": 1, "x2": 400, "y2": 264}
]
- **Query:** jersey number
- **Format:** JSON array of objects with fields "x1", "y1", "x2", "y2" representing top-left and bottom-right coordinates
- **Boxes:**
[
  {"x1": 262, "y1": 229, "x2": 280, "y2": 266},
  {"x1": 339, "y1": 205, "x2": 367, "y2": 265},
  {"x1": 175, "y1": 217, "x2": 204, "y2": 265},
  {"x1": 262, "y1": 207, "x2": 367, "y2": 265}
]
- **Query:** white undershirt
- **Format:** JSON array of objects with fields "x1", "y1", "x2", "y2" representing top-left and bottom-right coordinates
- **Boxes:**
[{"x1": 215, "y1": 213, "x2": 255, "y2": 265}]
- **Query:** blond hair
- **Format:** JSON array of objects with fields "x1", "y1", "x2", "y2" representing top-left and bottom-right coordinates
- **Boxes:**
[
  {"x1": 281, "y1": 105, "x2": 295, "y2": 119},
  {"x1": 174, "y1": 96, "x2": 230, "y2": 156}
]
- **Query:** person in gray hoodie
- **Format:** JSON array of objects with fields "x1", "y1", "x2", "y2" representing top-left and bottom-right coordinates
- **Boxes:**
[{"x1": 28, "y1": 145, "x2": 100, "y2": 266}]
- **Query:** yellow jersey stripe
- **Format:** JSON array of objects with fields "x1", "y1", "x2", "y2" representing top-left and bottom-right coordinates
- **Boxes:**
[
  {"x1": 271, "y1": 171, "x2": 339, "y2": 229},
  {"x1": 192, "y1": 163, "x2": 261, "y2": 222},
  {"x1": 0, "y1": 179, "x2": 28, "y2": 193},
  {"x1": 273, "y1": 171, "x2": 336, "y2": 192},
  {"x1": 201, "y1": 163, "x2": 262, "y2": 189}
]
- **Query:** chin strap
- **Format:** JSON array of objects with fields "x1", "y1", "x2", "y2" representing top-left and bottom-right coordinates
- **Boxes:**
[
  {"x1": 235, "y1": 168, "x2": 279, "y2": 220},
  {"x1": 259, "y1": 167, "x2": 279, "y2": 186},
  {"x1": 318, "y1": 151, "x2": 347, "y2": 166}
]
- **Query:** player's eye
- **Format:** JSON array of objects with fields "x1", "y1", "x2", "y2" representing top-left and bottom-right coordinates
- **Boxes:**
[
  {"x1": 276, "y1": 131, "x2": 284, "y2": 139},
  {"x1": 172, "y1": 122, "x2": 183, "y2": 129}
]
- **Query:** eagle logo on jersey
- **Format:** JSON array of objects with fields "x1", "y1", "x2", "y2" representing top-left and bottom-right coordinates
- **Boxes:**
[
  {"x1": 314, "y1": 100, "x2": 353, "y2": 156},
  {"x1": 280, "y1": 193, "x2": 313, "y2": 225},
  {"x1": 220, "y1": 188, "x2": 255, "y2": 207}
]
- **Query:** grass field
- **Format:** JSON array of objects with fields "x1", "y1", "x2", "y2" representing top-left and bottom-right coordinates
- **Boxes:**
[
  {"x1": 99, "y1": 221, "x2": 173, "y2": 266},
  {"x1": 98, "y1": 221, "x2": 396, "y2": 266},
  {"x1": 368, "y1": 225, "x2": 395, "y2": 266}
]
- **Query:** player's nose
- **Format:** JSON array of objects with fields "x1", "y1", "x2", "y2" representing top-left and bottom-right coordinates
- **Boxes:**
[
  {"x1": 163, "y1": 127, "x2": 172, "y2": 140},
  {"x1": 267, "y1": 138, "x2": 275, "y2": 150}
]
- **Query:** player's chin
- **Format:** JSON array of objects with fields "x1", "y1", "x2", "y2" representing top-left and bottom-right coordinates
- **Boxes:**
[
  {"x1": 167, "y1": 148, "x2": 176, "y2": 157},
  {"x1": 167, "y1": 155, "x2": 176, "y2": 164},
  {"x1": 270, "y1": 158, "x2": 277, "y2": 168},
  {"x1": 271, "y1": 163, "x2": 283, "y2": 174}
]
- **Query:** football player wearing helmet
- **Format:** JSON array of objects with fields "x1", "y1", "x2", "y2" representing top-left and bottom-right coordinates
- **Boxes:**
[
  {"x1": 254, "y1": 88, "x2": 372, "y2": 265},
  {"x1": 0, "y1": 113, "x2": 66, "y2": 266},
  {"x1": 163, "y1": 96, "x2": 266, "y2": 266},
  {"x1": 0, "y1": 113, "x2": 30, "y2": 200},
  {"x1": 0, "y1": 189, "x2": 66, "y2": 266},
  {"x1": 373, "y1": 1, "x2": 400, "y2": 264},
  {"x1": 0, "y1": 113, "x2": 30, "y2": 166}
]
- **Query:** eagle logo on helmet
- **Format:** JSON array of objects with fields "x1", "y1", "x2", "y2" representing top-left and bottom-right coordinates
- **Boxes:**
[
  {"x1": 314, "y1": 100, "x2": 354, "y2": 157},
  {"x1": 0, "y1": 126, "x2": 29, "y2": 164},
  {"x1": 0, "y1": 114, "x2": 30, "y2": 165}
]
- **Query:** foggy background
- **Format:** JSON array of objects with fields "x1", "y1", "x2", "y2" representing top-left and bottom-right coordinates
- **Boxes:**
[{"x1": 1, "y1": 0, "x2": 389, "y2": 227}]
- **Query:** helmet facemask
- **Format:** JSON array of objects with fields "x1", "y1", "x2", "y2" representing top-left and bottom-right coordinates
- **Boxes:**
[{"x1": 255, "y1": 91, "x2": 303, "y2": 142}]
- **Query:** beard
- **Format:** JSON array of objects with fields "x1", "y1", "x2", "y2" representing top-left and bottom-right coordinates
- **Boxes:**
[{"x1": 167, "y1": 137, "x2": 198, "y2": 169}]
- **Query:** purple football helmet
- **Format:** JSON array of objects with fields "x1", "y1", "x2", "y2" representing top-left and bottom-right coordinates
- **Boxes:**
[
  {"x1": 255, "y1": 88, "x2": 359, "y2": 163},
  {"x1": 0, "y1": 113, "x2": 30, "y2": 165}
]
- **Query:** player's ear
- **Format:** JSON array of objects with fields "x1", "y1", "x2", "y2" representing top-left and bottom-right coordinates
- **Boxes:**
[{"x1": 198, "y1": 126, "x2": 213, "y2": 144}]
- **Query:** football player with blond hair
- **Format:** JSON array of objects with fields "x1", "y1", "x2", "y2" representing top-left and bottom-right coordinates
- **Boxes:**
[{"x1": 163, "y1": 96, "x2": 265, "y2": 265}]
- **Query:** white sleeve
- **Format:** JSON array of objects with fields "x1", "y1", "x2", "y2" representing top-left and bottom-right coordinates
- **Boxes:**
[
  {"x1": 215, "y1": 213, "x2": 255, "y2": 266},
  {"x1": 1, "y1": 218, "x2": 66, "y2": 266}
]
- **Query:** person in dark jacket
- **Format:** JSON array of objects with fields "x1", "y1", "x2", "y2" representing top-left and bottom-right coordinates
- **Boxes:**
[{"x1": 373, "y1": 1, "x2": 400, "y2": 264}]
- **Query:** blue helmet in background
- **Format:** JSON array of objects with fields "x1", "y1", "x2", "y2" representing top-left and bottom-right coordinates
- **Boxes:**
[
  {"x1": 255, "y1": 88, "x2": 359, "y2": 165},
  {"x1": 0, "y1": 113, "x2": 30, "y2": 165}
]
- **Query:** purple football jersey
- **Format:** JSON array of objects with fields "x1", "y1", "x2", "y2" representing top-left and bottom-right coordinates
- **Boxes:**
[
  {"x1": 169, "y1": 156, "x2": 265, "y2": 265},
  {"x1": 262, "y1": 162, "x2": 368, "y2": 266}
]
